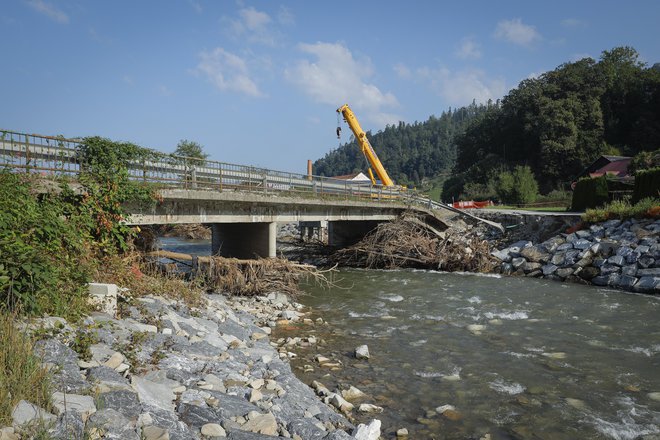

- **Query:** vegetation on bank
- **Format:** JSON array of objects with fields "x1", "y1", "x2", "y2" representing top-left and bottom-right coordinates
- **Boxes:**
[
  {"x1": 0, "y1": 312, "x2": 52, "y2": 427},
  {"x1": 582, "y1": 197, "x2": 660, "y2": 223},
  {"x1": 0, "y1": 137, "x2": 158, "y2": 318},
  {"x1": 0, "y1": 136, "x2": 200, "y2": 424}
]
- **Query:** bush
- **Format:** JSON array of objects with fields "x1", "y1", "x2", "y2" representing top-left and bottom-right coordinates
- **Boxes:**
[
  {"x1": 495, "y1": 165, "x2": 539, "y2": 204},
  {"x1": 571, "y1": 175, "x2": 609, "y2": 211},
  {"x1": 0, "y1": 172, "x2": 92, "y2": 317},
  {"x1": 582, "y1": 197, "x2": 660, "y2": 223},
  {"x1": 0, "y1": 137, "x2": 159, "y2": 317},
  {"x1": 633, "y1": 167, "x2": 660, "y2": 203},
  {"x1": 460, "y1": 181, "x2": 496, "y2": 201},
  {"x1": 629, "y1": 150, "x2": 660, "y2": 175}
]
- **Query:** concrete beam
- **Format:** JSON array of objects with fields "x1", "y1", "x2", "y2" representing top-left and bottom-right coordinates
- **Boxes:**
[{"x1": 126, "y1": 189, "x2": 450, "y2": 226}]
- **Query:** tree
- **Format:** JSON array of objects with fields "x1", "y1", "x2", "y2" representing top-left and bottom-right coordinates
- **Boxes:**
[
  {"x1": 174, "y1": 140, "x2": 208, "y2": 161},
  {"x1": 495, "y1": 166, "x2": 539, "y2": 205},
  {"x1": 629, "y1": 150, "x2": 660, "y2": 175}
]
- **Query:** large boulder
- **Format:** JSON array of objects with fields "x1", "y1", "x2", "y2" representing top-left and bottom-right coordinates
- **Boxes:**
[{"x1": 520, "y1": 246, "x2": 549, "y2": 263}]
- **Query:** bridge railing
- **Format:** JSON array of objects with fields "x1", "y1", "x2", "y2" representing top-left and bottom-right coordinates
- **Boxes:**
[{"x1": 0, "y1": 130, "x2": 419, "y2": 205}]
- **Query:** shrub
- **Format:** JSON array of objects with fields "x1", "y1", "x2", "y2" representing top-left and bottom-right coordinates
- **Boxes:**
[
  {"x1": 77, "y1": 137, "x2": 158, "y2": 253},
  {"x1": 629, "y1": 150, "x2": 660, "y2": 175},
  {"x1": 632, "y1": 167, "x2": 660, "y2": 203},
  {"x1": 582, "y1": 197, "x2": 660, "y2": 223},
  {"x1": 0, "y1": 136, "x2": 159, "y2": 317},
  {"x1": 460, "y1": 181, "x2": 496, "y2": 201},
  {"x1": 0, "y1": 172, "x2": 91, "y2": 317},
  {"x1": 571, "y1": 175, "x2": 609, "y2": 211}
]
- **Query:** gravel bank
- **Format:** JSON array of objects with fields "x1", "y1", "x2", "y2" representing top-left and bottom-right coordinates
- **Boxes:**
[{"x1": 4, "y1": 292, "x2": 383, "y2": 440}]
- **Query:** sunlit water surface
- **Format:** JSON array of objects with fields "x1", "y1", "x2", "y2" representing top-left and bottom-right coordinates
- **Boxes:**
[
  {"x1": 158, "y1": 238, "x2": 660, "y2": 439},
  {"x1": 278, "y1": 269, "x2": 660, "y2": 440}
]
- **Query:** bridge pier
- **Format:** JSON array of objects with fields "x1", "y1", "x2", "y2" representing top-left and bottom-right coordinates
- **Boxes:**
[
  {"x1": 328, "y1": 220, "x2": 381, "y2": 247},
  {"x1": 211, "y1": 222, "x2": 276, "y2": 259}
]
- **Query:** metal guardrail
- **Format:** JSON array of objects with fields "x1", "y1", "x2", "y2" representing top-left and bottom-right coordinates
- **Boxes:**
[
  {"x1": 0, "y1": 130, "x2": 506, "y2": 231},
  {"x1": 0, "y1": 130, "x2": 414, "y2": 203}
]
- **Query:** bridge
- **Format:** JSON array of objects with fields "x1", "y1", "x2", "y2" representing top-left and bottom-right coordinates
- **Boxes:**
[{"x1": 0, "y1": 130, "x2": 501, "y2": 258}]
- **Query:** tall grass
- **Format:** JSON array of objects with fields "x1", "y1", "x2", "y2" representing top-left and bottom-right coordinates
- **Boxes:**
[{"x1": 0, "y1": 310, "x2": 52, "y2": 425}]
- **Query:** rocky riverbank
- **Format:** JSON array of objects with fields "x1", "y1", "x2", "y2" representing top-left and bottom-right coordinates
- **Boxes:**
[
  {"x1": 492, "y1": 218, "x2": 660, "y2": 293},
  {"x1": 3, "y1": 291, "x2": 383, "y2": 440}
]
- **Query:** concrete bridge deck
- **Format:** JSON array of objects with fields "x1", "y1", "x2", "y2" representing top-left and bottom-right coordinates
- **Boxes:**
[{"x1": 127, "y1": 188, "x2": 456, "y2": 259}]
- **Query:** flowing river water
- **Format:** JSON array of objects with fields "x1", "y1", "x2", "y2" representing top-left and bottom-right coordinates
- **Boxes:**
[{"x1": 159, "y1": 238, "x2": 660, "y2": 439}]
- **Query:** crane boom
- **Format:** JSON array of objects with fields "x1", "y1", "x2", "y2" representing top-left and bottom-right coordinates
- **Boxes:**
[{"x1": 337, "y1": 104, "x2": 395, "y2": 186}]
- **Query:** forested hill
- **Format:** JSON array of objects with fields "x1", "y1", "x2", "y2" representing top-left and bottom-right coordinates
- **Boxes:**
[
  {"x1": 443, "y1": 46, "x2": 660, "y2": 200},
  {"x1": 312, "y1": 103, "x2": 491, "y2": 187},
  {"x1": 314, "y1": 46, "x2": 660, "y2": 202}
]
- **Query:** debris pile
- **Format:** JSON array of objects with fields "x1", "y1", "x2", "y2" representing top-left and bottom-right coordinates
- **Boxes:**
[
  {"x1": 332, "y1": 215, "x2": 497, "y2": 272},
  {"x1": 201, "y1": 257, "x2": 326, "y2": 296}
]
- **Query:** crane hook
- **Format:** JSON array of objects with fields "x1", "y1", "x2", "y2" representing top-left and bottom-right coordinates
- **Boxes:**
[{"x1": 336, "y1": 126, "x2": 342, "y2": 139}]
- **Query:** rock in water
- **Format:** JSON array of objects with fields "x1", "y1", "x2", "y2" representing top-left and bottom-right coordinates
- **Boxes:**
[
  {"x1": 358, "y1": 404, "x2": 384, "y2": 414},
  {"x1": 341, "y1": 386, "x2": 366, "y2": 401},
  {"x1": 354, "y1": 419, "x2": 381, "y2": 440},
  {"x1": 355, "y1": 345, "x2": 370, "y2": 360}
]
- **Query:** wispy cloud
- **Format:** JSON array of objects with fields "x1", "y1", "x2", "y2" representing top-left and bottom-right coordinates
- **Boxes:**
[
  {"x1": 393, "y1": 63, "x2": 412, "y2": 79},
  {"x1": 277, "y1": 6, "x2": 294, "y2": 25},
  {"x1": 158, "y1": 85, "x2": 173, "y2": 97},
  {"x1": 456, "y1": 37, "x2": 482, "y2": 60},
  {"x1": 494, "y1": 18, "x2": 541, "y2": 47},
  {"x1": 561, "y1": 18, "x2": 586, "y2": 28},
  {"x1": 89, "y1": 27, "x2": 113, "y2": 45},
  {"x1": 286, "y1": 42, "x2": 400, "y2": 126},
  {"x1": 188, "y1": 0, "x2": 202, "y2": 14},
  {"x1": 26, "y1": 0, "x2": 68, "y2": 24},
  {"x1": 226, "y1": 6, "x2": 278, "y2": 46},
  {"x1": 195, "y1": 47, "x2": 263, "y2": 97},
  {"x1": 418, "y1": 67, "x2": 506, "y2": 106}
]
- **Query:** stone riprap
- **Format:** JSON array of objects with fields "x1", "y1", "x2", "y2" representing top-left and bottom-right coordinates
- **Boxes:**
[
  {"x1": 492, "y1": 218, "x2": 660, "y2": 293},
  {"x1": 8, "y1": 293, "x2": 381, "y2": 439}
]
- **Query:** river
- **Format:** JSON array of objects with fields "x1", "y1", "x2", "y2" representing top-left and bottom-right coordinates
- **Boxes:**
[{"x1": 159, "y1": 238, "x2": 660, "y2": 439}]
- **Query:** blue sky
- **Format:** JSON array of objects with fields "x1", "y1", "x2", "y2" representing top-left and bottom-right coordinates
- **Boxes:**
[{"x1": 1, "y1": 1, "x2": 659, "y2": 173}]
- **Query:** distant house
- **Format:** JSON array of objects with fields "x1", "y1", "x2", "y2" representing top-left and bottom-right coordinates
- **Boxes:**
[
  {"x1": 576, "y1": 155, "x2": 632, "y2": 180},
  {"x1": 331, "y1": 172, "x2": 371, "y2": 182}
]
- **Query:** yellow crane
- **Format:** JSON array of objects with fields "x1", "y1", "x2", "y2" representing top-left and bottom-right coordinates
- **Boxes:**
[{"x1": 336, "y1": 104, "x2": 395, "y2": 187}]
